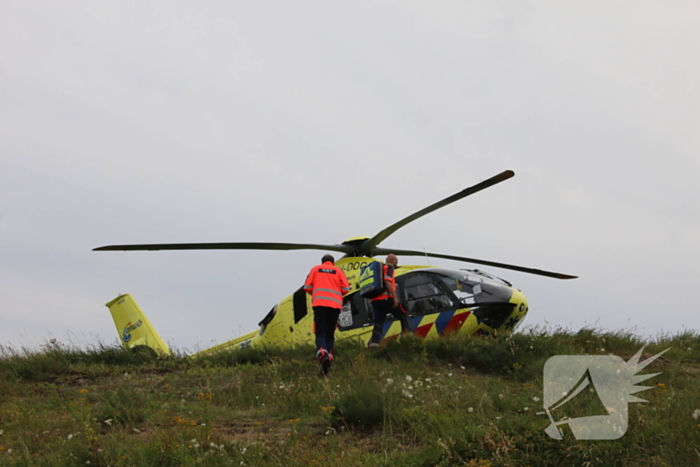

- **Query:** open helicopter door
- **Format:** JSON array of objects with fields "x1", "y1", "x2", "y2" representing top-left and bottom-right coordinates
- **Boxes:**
[{"x1": 106, "y1": 294, "x2": 171, "y2": 355}]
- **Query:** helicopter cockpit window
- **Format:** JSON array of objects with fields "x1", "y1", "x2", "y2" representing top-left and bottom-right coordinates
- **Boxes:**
[
  {"x1": 398, "y1": 273, "x2": 456, "y2": 317},
  {"x1": 438, "y1": 276, "x2": 479, "y2": 305},
  {"x1": 337, "y1": 293, "x2": 373, "y2": 332}
]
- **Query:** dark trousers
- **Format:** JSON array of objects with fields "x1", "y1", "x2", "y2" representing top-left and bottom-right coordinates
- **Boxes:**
[
  {"x1": 369, "y1": 299, "x2": 410, "y2": 345},
  {"x1": 313, "y1": 306, "x2": 341, "y2": 355}
]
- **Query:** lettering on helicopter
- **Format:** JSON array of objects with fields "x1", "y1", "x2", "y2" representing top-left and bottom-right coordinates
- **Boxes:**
[{"x1": 338, "y1": 261, "x2": 369, "y2": 272}]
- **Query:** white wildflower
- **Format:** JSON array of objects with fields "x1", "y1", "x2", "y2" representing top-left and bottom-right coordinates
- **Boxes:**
[
  {"x1": 692, "y1": 409, "x2": 700, "y2": 420},
  {"x1": 468, "y1": 407, "x2": 474, "y2": 413},
  {"x1": 524, "y1": 407, "x2": 529, "y2": 411},
  {"x1": 402, "y1": 389, "x2": 414, "y2": 398},
  {"x1": 533, "y1": 397, "x2": 540, "y2": 402},
  {"x1": 194, "y1": 443, "x2": 200, "y2": 448},
  {"x1": 425, "y1": 378, "x2": 432, "y2": 383},
  {"x1": 67, "y1": 434, "x2": 73, "y2": 440},
  {"x1": 103, "y1": 419, "x2": 113, "y2": 426},
  {"x1": 241, "y1": 447, "x2": 247, "y2": 454},
  {"x1": 133, "y1": 428, "x2": 141, "y2": 433},
  {"x1": 406, "y1": 375, "x2": 413, "y2": 382},
  {"x1": 448, "y1": 373, "x2": 453, "y2": 377},
  {"x1": 386, "y1": 378, "x2": 394, "y2": 385}
]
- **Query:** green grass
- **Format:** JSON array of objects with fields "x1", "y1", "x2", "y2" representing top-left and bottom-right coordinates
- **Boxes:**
[{"x1": 0, "y1": 328, "x2": 698, "y2": 466}]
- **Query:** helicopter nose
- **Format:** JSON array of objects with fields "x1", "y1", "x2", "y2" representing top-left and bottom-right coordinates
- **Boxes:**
[
  {"x1": 508, "y1": 289, "x2": 529, "y2": 331},
  {"x1": 514, "y1": 289, "x2": 529, "y2": 313}
]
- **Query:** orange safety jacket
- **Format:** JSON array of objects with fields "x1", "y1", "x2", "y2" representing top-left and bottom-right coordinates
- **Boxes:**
[
  {"x1": 303, "y1": 261, "x2": 351, "y2": 309},
  {"x1": 371, "y1": 264, "x2": 396, "y2": 302}
]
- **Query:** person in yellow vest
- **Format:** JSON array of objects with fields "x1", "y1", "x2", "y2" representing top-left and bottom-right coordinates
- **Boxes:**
[
  {"x1": 303, "y1": 254, "x2": 351, "y2": 375},
  {"x1": 368, "y1": 254, "x2": 410, "y2": 349}
]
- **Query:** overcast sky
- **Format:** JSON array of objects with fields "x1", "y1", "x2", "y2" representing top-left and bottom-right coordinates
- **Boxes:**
[{"x1": 2, "y1": 1, "x2": 698, "y2": 353}]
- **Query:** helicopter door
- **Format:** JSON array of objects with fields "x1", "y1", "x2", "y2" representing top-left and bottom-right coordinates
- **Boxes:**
[
  {"x1": 337, "y1": 293, "x2": 373, "y2": 332},
  {"x1": 397, "y1": 273, "x2": 458, "y2": 317},
  {"x1": 292, "y1": 287, "x2": 308, "y2": 323}
]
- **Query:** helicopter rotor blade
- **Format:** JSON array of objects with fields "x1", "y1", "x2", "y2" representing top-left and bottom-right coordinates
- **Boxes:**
[
  {"x1": 360, "y1": 170, "x2": 515, "y2": 256},
  {"x1": 373, "y1": 247, "x2": 577, "y2": 279},
  {"x1": 93, "y1": 242, "x2": 354, "y2": 254}
]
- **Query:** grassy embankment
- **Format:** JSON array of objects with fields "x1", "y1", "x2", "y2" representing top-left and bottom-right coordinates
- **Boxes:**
[{"x1": 1, "y1": 328, "x2": 699, "y2": 466}]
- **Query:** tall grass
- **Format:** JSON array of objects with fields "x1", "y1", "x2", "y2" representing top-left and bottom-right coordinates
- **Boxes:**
[{"x1": 0, "y1": 328, "x2": 698, "y2": 466}]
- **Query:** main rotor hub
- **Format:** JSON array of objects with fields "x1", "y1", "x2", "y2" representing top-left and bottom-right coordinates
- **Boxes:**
[{"x1": 341, "y1": 237, "x2": 371, "y2": 257}]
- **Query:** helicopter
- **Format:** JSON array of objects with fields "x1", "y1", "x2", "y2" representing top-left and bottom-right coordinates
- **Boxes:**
[{"x1": 94, "y1": 169, "x2": 576, "y2": 357}]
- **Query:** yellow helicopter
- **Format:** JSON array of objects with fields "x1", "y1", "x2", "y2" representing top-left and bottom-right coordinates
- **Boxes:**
[{"x1": 94, "y1": 170, "x2": 576, "y2": 357}]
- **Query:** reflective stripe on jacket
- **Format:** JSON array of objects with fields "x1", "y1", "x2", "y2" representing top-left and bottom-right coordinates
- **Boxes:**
[
  {"x1": 371, "y1": 264, "x2": 396, "y2": 302},
  {"x1": 303, "y1": 261, "x2": 351, "y2": 309}
]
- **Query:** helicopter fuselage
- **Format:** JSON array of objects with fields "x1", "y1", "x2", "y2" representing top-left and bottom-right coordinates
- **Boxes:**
[{"x1": 195, "y1": 257, "x2": 529, "y2": 355}]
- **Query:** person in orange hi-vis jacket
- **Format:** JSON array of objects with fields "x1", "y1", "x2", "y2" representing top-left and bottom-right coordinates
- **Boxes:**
[
  {"x1": 303, "y1": 254, "x2": 351, "y2": 375},
  {"x1": 367, "y1": 254, "x2": 410, "y2": 349}
]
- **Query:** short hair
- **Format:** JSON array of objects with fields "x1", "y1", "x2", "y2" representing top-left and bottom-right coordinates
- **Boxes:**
[{"x1": 322, "y1": 254, "x2": 335, "y2": 263}]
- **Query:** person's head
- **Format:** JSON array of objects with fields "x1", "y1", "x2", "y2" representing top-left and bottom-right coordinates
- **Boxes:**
[
  {"x1": 322, "y1": 254, "x2": 335, "y2": 264},
  {"x1": 386, "y1": 254, "x2": 398, "y2": 267}
]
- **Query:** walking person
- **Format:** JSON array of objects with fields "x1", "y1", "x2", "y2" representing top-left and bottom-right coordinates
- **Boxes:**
[
  {"x1": 303, "y1": 254, "x2": 351, "y2": 375},
  {"x1": 368, "y1": 254, "x2": 410, "y2": 349}
]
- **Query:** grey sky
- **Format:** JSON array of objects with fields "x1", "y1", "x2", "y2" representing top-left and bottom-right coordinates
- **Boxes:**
[{"x1": 2, "y1": 1, "x2": 698, "y2": 352}]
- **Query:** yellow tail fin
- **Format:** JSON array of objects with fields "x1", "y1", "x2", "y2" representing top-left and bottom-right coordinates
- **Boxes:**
[{"x1": 106, "y1": 294, "x2": 171, "y2": 355}]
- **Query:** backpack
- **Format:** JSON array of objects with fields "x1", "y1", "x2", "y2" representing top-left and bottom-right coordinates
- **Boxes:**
[{"x1": 359, "y1": 261, "x2": 385, "y2": 299}]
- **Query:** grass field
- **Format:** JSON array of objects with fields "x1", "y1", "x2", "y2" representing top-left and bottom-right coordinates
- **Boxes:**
[{"x1": 1, "y1": 328, "x2": 698, "y2": 466}]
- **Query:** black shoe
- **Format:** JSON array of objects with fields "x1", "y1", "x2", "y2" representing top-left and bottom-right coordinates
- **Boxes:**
[{"x1": 321, "y1": 356, "x2": 331, "y2": 376}]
